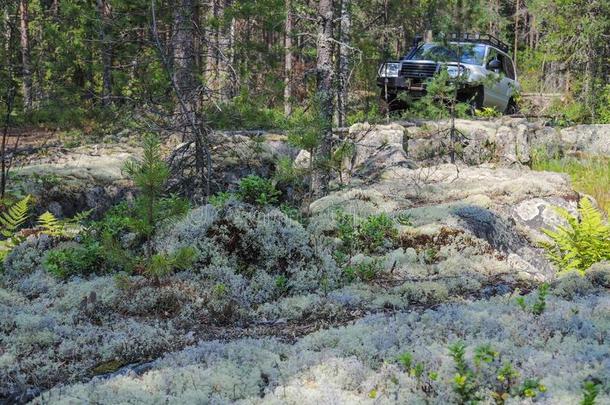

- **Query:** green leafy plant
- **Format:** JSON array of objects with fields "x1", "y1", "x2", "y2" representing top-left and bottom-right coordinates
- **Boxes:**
[
  {"x1": 449, "y1": 342, "x2": 480, "y2": 404},
  {"x1": 581, "y1": 380, "x2": 601, "y2": 405},
  {"x1": 208, "y1": 191, "x2": 233, "y2": 207},
  {"x1": 541, "y1": 198, "x2": 610, "y2": 274},
  {"x1": 474, "y1": 106, "x2": 501, "y2": 119},
  {"x1": 0, "y1": 196, "x2": 31, "y2": 263},
  {"x1": 448, "y1": 342, "x2": 545, "y2": 404},
  {"x1": 516, "y1": 283, "x2": 549, "y2": 316},
  {"x1": 359, "y1": 213, "x2": 398, "y2": 252},
  {"x1": 147, "y1": 247, "x2": 197, "y2": 279},
  {"x1": 237, "y1": 175, "x2": 280, "y2": 206},
  {"x1": 532, "y1": 283, "x2": 549, "y2": 316},
  {"x1": 336, "y1": 211, "x2": 398, "y2": 256},
  {"x1": 396, "y1": 212, "x2": 413, "y2": 226},
  {"x1": 397, "y1": 352, "x2": 426, "y2": 378},
  {"x1": 44, "y1": 243, "x2": 102, "y2": 279},
  {"x1": 343, "y1": 259, "x2": 383, "y2": 282}
]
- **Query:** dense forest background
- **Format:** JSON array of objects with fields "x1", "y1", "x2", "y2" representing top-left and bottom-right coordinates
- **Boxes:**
[{"x1": 1, "y1": 0, "x2": 609, "y2": 136}]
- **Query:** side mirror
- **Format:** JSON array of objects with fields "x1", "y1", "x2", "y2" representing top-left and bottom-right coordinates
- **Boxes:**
[{"x1": 487, "y1": 59, "x2": 502, "y2": 71}]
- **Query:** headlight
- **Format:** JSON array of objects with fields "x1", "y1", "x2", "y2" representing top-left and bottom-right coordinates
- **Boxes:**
[
  {"x1": 378, "y1": 62, "x2": 401, "y2": 78},
  {"x1": 446, "y1": 65, "x2": 469, "y2": 79}
]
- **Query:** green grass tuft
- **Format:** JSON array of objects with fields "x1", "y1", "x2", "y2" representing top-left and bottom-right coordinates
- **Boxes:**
[{"x1": 532, "y1": 150, "x2": 610, "y2": 212}]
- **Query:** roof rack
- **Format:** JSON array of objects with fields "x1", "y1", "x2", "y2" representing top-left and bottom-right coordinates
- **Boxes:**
[{"x1": 446, "y1": 33, "x2": 510, "y2": 54}]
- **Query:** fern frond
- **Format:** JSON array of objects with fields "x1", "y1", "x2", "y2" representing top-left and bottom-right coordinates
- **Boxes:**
[
  {"x1": 68, "y1": 209, "x2": 93, "y2": 225},
  {"x1": 0, "y1": 196, "x2": 31, "y2": 239},
  {"x1": 38, "y1": 211, "x2": 64, "y2": 236},
  {"x1": 542, "y1": 197, "x2": 610, "y2": 274}
]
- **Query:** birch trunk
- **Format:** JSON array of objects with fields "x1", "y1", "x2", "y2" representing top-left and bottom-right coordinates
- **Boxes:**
[
  {"x1": 97, "y1": 0, "x2": 113, "y2": 106},
  {"x1": 283, "y1": 0, "x2": 293, "y2": 116}
]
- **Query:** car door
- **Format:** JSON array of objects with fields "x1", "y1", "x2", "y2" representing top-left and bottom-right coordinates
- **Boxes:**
[
  {"x1": 483, "y1": 48, "x2": 511, "y2": 111},
  {"x1": 501, "y1": 55, "x2": 518, "y2": 100}
]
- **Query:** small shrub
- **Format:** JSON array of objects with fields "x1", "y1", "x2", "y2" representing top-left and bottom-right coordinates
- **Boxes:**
[
  {"x1": 397, "y1": 352, "x2": 427, "y2": 380},
  {"x1": 90, "y1": 202, "x2": 134, "y2": 240},
  {"x1": 581, "y1": 380, "x2": 602, "y2": 405},
  {"x1": 474, "y1": 106, "x2": 501, "y2": 119},
  {"x1": 343, "y1": 259, "x2": 382, "y2": 282},
  {"x1": 449, "y1": 342, "x2": 480, "y2": 404},
  {"x1": 336, "y1": 211, "x2": 398, "y2": 255},
  {"x1": 359, "y1": 213, "x2": 398, "y2": 252},
  {"x1": 396, "y1": 212, "x2": 413, "y2": 226},
  {"x1": 449, "y1": 342, "x2": 545, "y2": 404},
  {"x1": 122, "y1": 134, "x2": 190, "y2": 248},
  {"x1": 279, "y1": 203, "x2": 306, "y2": 225},
  {"x1": 94, "y1": 134, "x2": 192, "y2": 280},
  {"x1": 208, "y1": 191, "x2": 233, "y2": 208},
  {"x1": 237, "y1": 175, "x2": 280, "y2": 206},
  {"x1": 147, "y1": 247, "x2": 197, "y2": 280},
  {"x1": 44, "y1": 242, "x2": 102, "y2": 279},
  {"x1": 542, "y1": 198, "x2": 610, "y2": 274},
  {"x1": 532, "y1": 283, "x2": 549, "y2": 315},
  {"x1": 274, "y1": 156, "x2": 302, "y2": 188},
  {"x1": 515, "y1": 283, "x2": 549, "y2": 316}
]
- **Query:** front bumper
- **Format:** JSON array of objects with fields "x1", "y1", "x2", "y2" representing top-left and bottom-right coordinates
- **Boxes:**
[
  {"x1": 377, "y1": 77, "x2": 426, "y2": 93},
  {"x1": 378, "y1": 76, "x2": 475, "y2": 99}
]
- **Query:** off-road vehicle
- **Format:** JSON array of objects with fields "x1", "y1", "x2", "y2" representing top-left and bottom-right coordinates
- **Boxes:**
[{"x1": 377, "y1": 33, "x2": 519, "y2": 114}]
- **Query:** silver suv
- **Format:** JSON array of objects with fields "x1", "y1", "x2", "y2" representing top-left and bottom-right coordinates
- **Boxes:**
[{"x1": 377, "y1": 33, "x2": 519, "y2": 114}]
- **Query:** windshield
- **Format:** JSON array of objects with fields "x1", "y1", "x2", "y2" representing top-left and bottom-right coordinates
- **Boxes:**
[{"x1": 409, "y1": 43, "x2": 486, "y2": 65}]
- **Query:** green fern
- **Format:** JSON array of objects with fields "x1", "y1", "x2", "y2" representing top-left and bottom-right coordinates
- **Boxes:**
[
  {"x1": 0, "y1": 196, "x2": 31, "y2": 239},
  {"x1": 0, "y1": 196, "x2": 32, "y2": 265},
  {"x1": 542, "y1": 198, "x2": 610, "y2": 274},
  {"x1": 38, "y1": 211, "x2": 64, "y2": 236}
]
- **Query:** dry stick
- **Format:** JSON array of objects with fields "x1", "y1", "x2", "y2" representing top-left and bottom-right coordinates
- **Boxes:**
[
  {"x1": 0, "y1": 90, "x2": 14, "y2": 199},
  {"x1": 1, "y1": 19, "x2": 20, "y2": 199},
  {"x1": 150, "y1": 0, "x2": 211, "y2": 199}
]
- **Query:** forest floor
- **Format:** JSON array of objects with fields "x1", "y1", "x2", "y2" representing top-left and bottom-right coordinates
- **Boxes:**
[{"x1": 1, "y1": 119, "x2": 610, "y2": 404}]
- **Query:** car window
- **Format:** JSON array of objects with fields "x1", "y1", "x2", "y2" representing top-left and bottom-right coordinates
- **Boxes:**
[
  {"x1": 410, "y1": 44, "x2": 486, "y2": 65},
  {"x1": 502, "y1": 56, "x2": 516, "y2": 80}
]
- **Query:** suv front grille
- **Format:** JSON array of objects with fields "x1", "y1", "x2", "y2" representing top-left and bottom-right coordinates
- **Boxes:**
[{"x1": 400, "y1": 62, "x2": 438, "y2": 79}]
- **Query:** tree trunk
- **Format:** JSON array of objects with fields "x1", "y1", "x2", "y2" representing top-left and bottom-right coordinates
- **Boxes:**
[
  {"x1": 283, "y1": 0, "x2": 293, "y2": 116},
  {"x1": 205, "y1": 0, "x2": 219, "y2": 97},
  {"x1": 173, "y1": 0, "x2": 196, "y2": 103},
  {"x1": 205, "y1": 0, "x2": 234, "y2": 102},
  {"x1": 337, "y1": 0, "x2": 351, "y2": 127},
  {"x1": 166, "y1": 0, "x2": 211, "y2": 198},
  {"x1": 217, "y1": 0, "x2": 234, "y2": 101},
  {"x1": 19, "y1": 0, "x2": 33, "y2": 111},
  {"x1": 514, "y1": 0, "x2": 519, "y2": 71},
  {"x1": 96, "y1": 0, "x2": 113, "y2": 107},
  {"x1": 311, "y1": 0, "x2": 334, "y2": 197}
]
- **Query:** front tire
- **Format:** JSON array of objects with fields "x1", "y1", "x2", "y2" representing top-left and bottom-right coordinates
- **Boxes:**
[
  {"x1": 379, "y1": 91, "x2": 404, "y2": 113},
  {"x1": 469, "y1": 86, "x2": 484, "y2": 114},
  {"x1": 505, "y1": 97, "x2": 519, "y2": 115}
]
